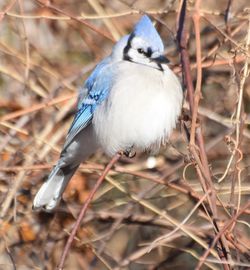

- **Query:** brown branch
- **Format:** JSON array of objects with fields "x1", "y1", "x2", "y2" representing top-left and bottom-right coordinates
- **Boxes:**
[
  {"x1": 57, "y1": 153, "x2": 121, "y2": 270},
  {"x1": 34, "y1": 0, "x2": 115, "y2": 42},
  {"x1": 0, "y1": 0, "x2": 16, "y2": 22},
  {"x1": 0, "y1": 93, "x2": 76, "y2": 122},
  {"x1": 195, "y1": 200, "x2": 250, "y2": 270},
  {"x1": 177, "y1": 1, "x2": 232, "y2": 268}
]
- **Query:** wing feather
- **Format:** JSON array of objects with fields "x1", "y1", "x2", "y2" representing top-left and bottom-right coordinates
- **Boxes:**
[{"x1": 63, "y1": 57, "x2": 113, "y2": 149}]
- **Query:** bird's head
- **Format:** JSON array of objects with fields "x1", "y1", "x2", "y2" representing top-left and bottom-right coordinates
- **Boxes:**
[{"x1": 112, "y1": 15, "x2": 169, "y2": 70}]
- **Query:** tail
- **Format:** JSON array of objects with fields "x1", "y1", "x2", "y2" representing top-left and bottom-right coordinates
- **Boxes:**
[
  {"x1": 32, "y1": 163, "x2": 79, "y2": 211},
  {"x1": 32, "y1": 124, "x2": 98, "y2": 211}
]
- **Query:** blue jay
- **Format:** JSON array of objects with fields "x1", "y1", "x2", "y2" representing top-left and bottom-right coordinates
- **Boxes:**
[{"x1": 33, "y1": 15, "x2": 183, "y2": 211}]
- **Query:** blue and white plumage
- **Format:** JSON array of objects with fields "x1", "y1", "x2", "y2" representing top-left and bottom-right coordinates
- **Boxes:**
[{"x1": 33, "y1": 15, "x2": 183, "y2": 211}]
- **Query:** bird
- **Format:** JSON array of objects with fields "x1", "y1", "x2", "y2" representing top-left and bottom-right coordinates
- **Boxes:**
[{"x1": 32, "y1": 15, "x2": 183, "y2": 211}]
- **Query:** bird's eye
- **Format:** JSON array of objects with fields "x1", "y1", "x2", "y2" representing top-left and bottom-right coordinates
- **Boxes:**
[{"x1": 137, "y1": 48, "x2": 144, "y2": 54}]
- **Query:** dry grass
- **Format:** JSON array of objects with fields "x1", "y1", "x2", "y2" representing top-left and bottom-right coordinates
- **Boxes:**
[{"x1": 0, "y1": 0, "x2": 250, "y2": 269}]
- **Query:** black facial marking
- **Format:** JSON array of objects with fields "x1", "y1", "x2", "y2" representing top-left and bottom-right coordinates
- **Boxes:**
[
  {"x1": 152, "y1": 55, "x2": 170, "y2": 71},
  {"x1": 122, "y1": 34, "x2": 165, "y2": 72},
  {"x1": 137, "y1": 48, "x2": 144, "y2": 54},
  {"x1": 145, "y1": 47, "x2": 152, "y2": 58},
  {"x1": 157, "y1": 63, "x2": 164, "y2": 71},
  {"x1": 136, "y1": 47, "x2": 152, "y2": 58},
  {"x1": 123, "y1": 33, "x2": 135, "y2": 62}
]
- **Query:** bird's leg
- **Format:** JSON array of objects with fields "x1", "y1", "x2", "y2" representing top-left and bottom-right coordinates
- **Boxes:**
[{"x1": 122, "y1": 146, "x2": 136, "y2": 158}]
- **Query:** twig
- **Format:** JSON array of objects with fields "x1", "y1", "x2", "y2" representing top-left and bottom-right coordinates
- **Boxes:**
[
  {"x1": 177, "y1": 1, "x2": 231, "y2": 268},
  {"x1": 87, "y1": 0, "x2": 121, "y2": 41},
  {"x1": 0, "y1": 93, "x2": 76, "y2": 122},
  {"x1": 57, "y1": 153, "x2": 121, "y2": 270},
  {"x1": 195, "y1": 200, "x2": 250, "y2": 270},
  {"x1": 34, "y1": 0, "x2": 115, "y2": 42},
  {"x1": 0, "y1": 0, "x2": 16, "y2": 22},
  {"x1": 148, "y1": 190, "x2": 210, "y2": 251}
]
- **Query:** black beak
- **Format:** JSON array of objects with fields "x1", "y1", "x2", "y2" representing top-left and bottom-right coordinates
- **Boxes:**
[{"x1": 153, "y1": 55, "x2": 170, "y2": 64}]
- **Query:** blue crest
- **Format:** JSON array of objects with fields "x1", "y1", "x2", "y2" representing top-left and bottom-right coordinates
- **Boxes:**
[{"x1": 132, "y1": 15, "x2": 164, "y2": 53}]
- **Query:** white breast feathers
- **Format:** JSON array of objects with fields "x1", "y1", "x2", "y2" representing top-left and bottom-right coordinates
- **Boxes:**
[{"x1": 93, "y1": 61, "x2": 183, "y2": 156}]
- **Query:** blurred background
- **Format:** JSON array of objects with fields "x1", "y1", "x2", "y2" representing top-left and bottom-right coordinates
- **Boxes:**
[{"x1": 0, "y1": 0, "x2": 249, "y2": 269}]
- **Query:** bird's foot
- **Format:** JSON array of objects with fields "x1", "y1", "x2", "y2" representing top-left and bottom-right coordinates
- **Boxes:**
[{"x1": 122, "y1": 147, "x2": 136, "y2": 158}]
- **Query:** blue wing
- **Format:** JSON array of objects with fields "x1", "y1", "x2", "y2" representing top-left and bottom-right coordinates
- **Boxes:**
[{"x1": 63, "y1": 57, "x2": 113, "y2": 149}]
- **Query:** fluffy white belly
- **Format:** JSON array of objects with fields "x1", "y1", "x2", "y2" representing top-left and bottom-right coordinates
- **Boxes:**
[{"x1": 93, "y1": 62, "x2": 183, "y2": 156}]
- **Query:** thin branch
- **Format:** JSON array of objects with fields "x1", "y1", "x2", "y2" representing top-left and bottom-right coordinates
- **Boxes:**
[
  {"x1": 57, "y1": 153, "x2": 121, "y2": 270},
  {"x1": 195, "y1": 200, "x2": 250, "y2": 269},
  {"x1": 34, "y1": 0, "x2": 115, "y2": 42}
]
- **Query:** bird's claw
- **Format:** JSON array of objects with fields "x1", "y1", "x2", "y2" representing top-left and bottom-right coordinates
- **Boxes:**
[{"x1": 122, "y1": 147, "x2": 136, "y2": 158}]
